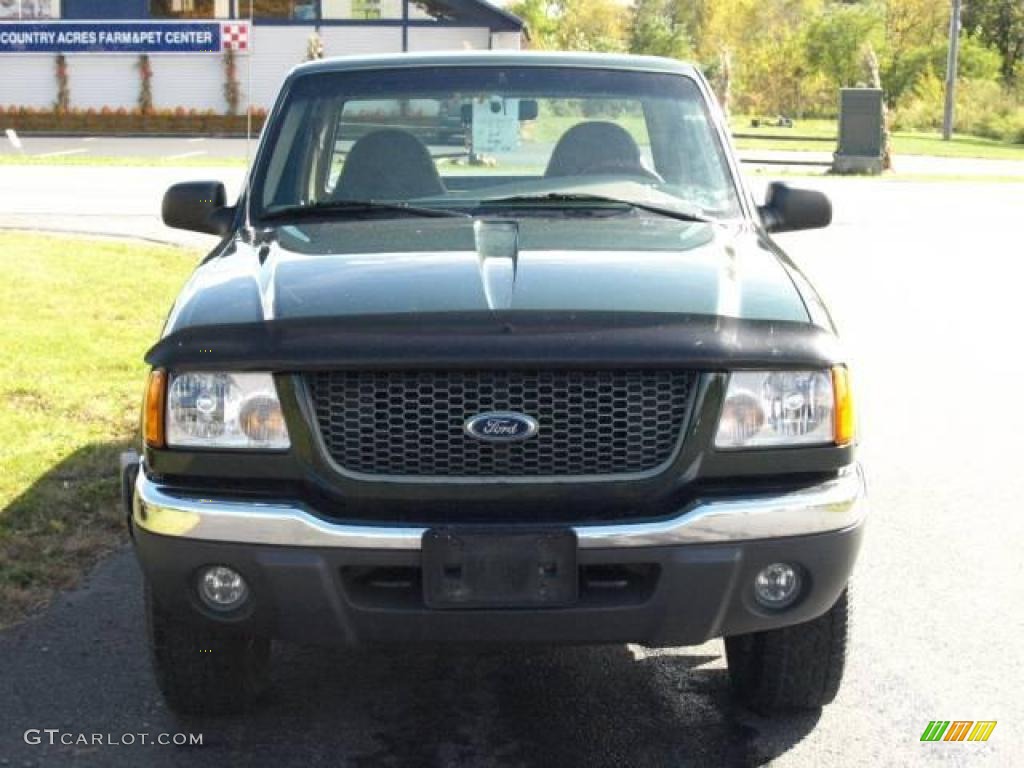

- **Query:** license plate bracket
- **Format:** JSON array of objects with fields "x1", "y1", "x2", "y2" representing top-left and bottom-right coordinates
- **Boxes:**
[{"x1": 422, "y1": 528, "x2": 578, "y2": 609}]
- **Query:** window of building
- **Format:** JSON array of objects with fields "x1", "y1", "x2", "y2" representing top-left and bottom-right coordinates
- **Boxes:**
[
  {"x1": 350, "y1": 0, "x2": 381, "y2": 20},
  {"x1": 0, "y1": 0, "x2": 60, "y2": 18},
  {"x1": 250, "y1": 0, "x2": 316, "y2": 19},
  {"x1": 150, "y1": 0, "x2": 216, "y2": 18},
  {"x1": 319, "y1": 0, "x2": 402, "y2": 21}
]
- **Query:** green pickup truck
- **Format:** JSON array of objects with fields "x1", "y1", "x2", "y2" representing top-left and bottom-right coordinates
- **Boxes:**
[{"x1": 125, "y1": 51, "x2": 864, "y2": 716}]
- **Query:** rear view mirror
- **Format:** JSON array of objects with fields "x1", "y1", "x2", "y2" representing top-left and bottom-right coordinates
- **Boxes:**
[
  {"x1": 518, "y1": 100, "x2": 539, "y2": 121},
  {"x1": 759, "y1": 182, "x2": 832, "y2": 234},
  {"x1": 162, "y1": 181, "x2": 234, "y2": 237},
  {"x1": 458, "y1": 100, "x2": 539, "y2": 125}
]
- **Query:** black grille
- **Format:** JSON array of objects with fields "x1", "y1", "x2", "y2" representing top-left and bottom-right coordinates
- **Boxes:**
[{"x1": 306, "y1": 370, "x2": 694, "y2": 478}]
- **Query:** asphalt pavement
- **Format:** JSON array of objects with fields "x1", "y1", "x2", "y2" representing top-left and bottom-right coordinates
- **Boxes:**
[{"x1": 0, "y1": 162, "x2": 1022, "y2": 767}]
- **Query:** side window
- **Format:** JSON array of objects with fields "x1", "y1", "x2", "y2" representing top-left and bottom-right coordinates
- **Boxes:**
[
  {"x1": 261, "y1": 96, "x2": 328, "y2": 210},
  {"x1": 3, "y1": 0, "x2": 59, "y2": 17},
  {"x1": 150, "y1": 0, "x2": 216, "y2": 18},
  {"x1": 251, "y1": 0, "x2": 317, "y2": 20},
  {"x1": 644, "y1": 95, "x2": 737, "y2": 214},
  {"x1": 321, "y1": 0, "x2": 403, "y2": 19}
]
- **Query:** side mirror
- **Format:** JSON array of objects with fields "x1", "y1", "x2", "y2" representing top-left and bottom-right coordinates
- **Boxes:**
[
  {"x1": 758, "y1": 182, "x2": 832, "y2": 234},
  {"x1": 162, "y1": 181, "x2": 234, "y2": 236}
]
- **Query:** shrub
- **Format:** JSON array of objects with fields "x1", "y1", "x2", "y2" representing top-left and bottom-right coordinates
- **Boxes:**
[
  {"x1": 136, "y1": 54, "x2": 154, "y2": 115},
  {"x1": 989, "y1": 108, "x2": 1024, "y2": 144},
  {"x1": 892, "y1": 73, "x2": 1024, "y2": 143},
  {"x1": 954, "y1": 78, "x2": 1006, "y2": 137},
  {"x1": 891, "y1": 69, "x2": 944, "y2": 131},
  {"x1": 0, "y1": 106, "x2": 267, "y2": 135}
]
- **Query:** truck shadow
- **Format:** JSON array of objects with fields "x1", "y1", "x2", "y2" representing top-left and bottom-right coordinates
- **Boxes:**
[
  {"x1": 0, "y1": 439, "x2": 132, "y2": 628},
  {"x1": 177, "y1": 641, "x2": 821, "y2": 767}
]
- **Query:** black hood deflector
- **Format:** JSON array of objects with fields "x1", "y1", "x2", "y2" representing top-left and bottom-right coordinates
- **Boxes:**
[{"x1": 146, "y1": 311, "x2": 842, "y2": 371}]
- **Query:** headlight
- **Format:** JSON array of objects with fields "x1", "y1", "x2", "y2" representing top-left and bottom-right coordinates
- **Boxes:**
[
  {"x1": 166, "y1": 372, "x2": 290, "y2": 449},
  {"x1": 715, "y1": 369, "x2": 852, "y2": 449}
]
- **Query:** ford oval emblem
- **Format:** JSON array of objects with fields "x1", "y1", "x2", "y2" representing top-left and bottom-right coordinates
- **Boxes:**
[{"x1": 464, "y1": 411, "x2": 539, "y2": 442}]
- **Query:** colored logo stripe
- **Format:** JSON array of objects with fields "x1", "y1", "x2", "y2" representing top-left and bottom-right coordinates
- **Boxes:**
[
  {"x1": 944, "y1": 722, "x2": 974, "y2": 741},
  {"x1": 921, "y1": 721, "x2": 997, "y2": 742},
  {"x1": 968, "y1": 722, "x2": 997, "y2": 742}
]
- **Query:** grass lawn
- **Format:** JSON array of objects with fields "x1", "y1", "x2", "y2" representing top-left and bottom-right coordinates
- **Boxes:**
[
  {"x1": 729, "y1": 116, "x2": 1024, "y2": 160},
  {"x1": 524, "y1": 113, "x2": 650, "y2": 145},
  {"x1": 0, "y1": 232, "x2": 198, "y2": 627}
]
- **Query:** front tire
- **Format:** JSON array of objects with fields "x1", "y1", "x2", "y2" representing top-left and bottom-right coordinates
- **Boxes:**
[
  {"x1": 145, "y1": 583, "x2": 271, "y2": 715},
  {"x1": 725, "y1": 588, "x2": 849, "y2": 714}
]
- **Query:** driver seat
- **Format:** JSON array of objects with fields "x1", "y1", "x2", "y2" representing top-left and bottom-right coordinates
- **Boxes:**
[{"x1": 545, "y1": 121, "x2": 645, "y2": 178}]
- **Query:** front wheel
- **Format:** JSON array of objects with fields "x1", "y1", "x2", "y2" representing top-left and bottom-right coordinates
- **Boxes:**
[
  {"x1": 725, "y1": 588, "x2": 849, "y2": 714},
  {"x1": 145, "y1": 583, "x2": 271, "y2": 715}
]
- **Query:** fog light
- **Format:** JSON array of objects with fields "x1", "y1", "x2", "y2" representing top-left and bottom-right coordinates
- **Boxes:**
[
  {"x1": 753, "y1": 563, "x2": 801, "y2": 609},
  {"x1": 197, "y1": 565, "x2": 249, "y2": 611}
]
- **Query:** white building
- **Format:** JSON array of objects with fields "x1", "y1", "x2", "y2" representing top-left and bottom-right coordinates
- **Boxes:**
[{"x1": 0, "y1": 0, "x2": 523, "y2": 112}]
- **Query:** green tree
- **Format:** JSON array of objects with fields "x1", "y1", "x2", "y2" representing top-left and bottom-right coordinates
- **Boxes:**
[
  {"x1": 556, "y1": 0, "x2": 628, "y2": 52},
  {"x1": 961, "y1": 0, "x2": 1024, "y2": 81},
  {"x1": 805, "y1": 2, "x2": 885, "y2": 89},
  {"x1": 700, "y1": 0, "x2": 827, "y2": 116},
  {"x1": 511, "y1": 0, "x2": 627, "y2": 52},
  {"x1": 508, "y1": 0, "x2": 559, "y2": 49},
  {"x1": 881, "y1": 0, "x2": 949, "y2": 105},
  {"x1": 882, "y1": 36, "x2": 1002, "y2": 106},
  {"x1": 629, "y1": 0, "x2": 692, "y2": 59}
]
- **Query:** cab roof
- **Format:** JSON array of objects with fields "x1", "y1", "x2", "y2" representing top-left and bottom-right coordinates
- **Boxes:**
[{"x1": 290, "y1": 51, "x2": 701, "y2": 80}]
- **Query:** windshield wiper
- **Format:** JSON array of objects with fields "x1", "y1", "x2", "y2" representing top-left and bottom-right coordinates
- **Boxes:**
[
  {"x1": 261, "y1": 200, "x2": 470, "y2": 222},
  {"x1": 480, "y1": 193, "x2": 713, "y2": 224}
]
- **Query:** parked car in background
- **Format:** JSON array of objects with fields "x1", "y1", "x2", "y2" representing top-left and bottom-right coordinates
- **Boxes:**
[{"x1": 125, "y1": 51, "x2": 864, "y2": 717}]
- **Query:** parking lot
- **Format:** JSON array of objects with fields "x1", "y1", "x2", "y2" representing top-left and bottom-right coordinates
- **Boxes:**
[{"x1": 0, "y1": 158, "x2": 1021, "y2": 766}]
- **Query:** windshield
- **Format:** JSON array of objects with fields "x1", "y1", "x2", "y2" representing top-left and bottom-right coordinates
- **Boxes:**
[{"x1": 252, "y1": 65, "x2": 742, "y2": 222}]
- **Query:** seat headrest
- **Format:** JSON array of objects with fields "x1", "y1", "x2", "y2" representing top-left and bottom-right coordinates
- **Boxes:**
[
  {"x1": 545, "y1": 121, "x2": 643, "y2": 178},
  {"x1": 333, "y1": 129, "x2": 444, "y2": 201}
]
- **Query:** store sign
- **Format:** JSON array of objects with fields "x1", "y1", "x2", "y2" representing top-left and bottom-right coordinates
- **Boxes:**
[{"x1": 0, "y1": 21, "x2": 250, "y2": 54}]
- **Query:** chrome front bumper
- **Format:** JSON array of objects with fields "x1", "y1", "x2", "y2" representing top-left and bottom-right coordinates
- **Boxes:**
[{"x1": 132, "y1": 464, "x2": 866, "y2": 550}]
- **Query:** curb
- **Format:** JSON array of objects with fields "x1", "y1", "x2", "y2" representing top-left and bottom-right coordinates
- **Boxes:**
[{"x1": 0, "y1": 225, "x2": 203, "y2": 248}]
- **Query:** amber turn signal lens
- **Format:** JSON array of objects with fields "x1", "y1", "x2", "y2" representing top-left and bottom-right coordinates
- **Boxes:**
[
  {"x1": 832, "y1": 366, "x2": 855, "y2": 445},
  {"x1": 144, "y1": 369, "x2": 167, "y2": 448}
]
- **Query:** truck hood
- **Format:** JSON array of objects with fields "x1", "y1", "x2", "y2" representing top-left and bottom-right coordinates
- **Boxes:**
[{"x1": 163, "y1": 216, "x2": 816, "y2": 335}]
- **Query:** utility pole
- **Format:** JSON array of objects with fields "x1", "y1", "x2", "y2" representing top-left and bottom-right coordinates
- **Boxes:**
[{"x1": 942, "y1": 0, "x2": 962, "y2": 140}]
